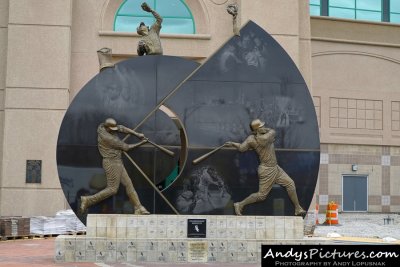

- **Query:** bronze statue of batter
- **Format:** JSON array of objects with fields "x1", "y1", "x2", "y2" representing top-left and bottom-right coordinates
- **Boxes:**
[
  {"x1": 79, "y1": 118, "x2": 150, "y2": 215},
  {"x1": 225, "y1": 119, "x2": 306, "y2": 216}
]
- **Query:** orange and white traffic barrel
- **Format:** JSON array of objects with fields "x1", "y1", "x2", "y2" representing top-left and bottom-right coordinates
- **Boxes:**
[
  {"x1": 315, "y1": 203, "x2": 319, "y2": 224},
  {"x1": 325, "y1": 201, "x2": 339, "y2": 225}
]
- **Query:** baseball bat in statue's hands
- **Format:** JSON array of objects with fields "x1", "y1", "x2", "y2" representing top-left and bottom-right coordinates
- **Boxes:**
[
  {"x1": 125, "y1": 126, "x2": 175, "y2": 157},
  {"x1": 119, "y1": 125, "x2": 145, "y2": 139},
  {"x1": 224, "y1": 141, "x2": 240, "y2": 149},
  {"x1": 192, "y1": 144, "x2": 227, "y2": 165},
  {"x1": 128, "y1": 139, "x2": 148, "y2": 150},
  {"x1": 224, "y1": 141, "x2": 234, "y2": 147},
  {"x1": 148, "y1": 139, "x2": 175, "y2": 157}
]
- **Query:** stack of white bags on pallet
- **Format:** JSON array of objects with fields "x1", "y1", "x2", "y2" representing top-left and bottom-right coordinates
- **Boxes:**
[{"x1": 30, "y1": 209, "x2": 86, "y2": 235}]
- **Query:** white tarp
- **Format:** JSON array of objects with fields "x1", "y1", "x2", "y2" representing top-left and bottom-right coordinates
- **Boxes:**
[{"x1": 30, "y1": 210, "x2": 86, "y2": 235}]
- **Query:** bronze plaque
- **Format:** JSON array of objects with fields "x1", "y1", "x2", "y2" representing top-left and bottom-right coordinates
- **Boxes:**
[
  {"x1": 26, "y1": 160, "x2": 42, "y2": 183},
  {"x1": 188, "y1": 241, "x2": 208, "y2": 263}
]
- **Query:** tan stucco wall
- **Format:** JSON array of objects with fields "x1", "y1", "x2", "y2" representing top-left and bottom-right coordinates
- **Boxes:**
[
  {"x1": 311, "y1": 17, "x2": 400, "y2": 213},
  {"x1": 0, "y1": 0, "x2": 9, "y2": 216},
  {"x1": 0, "y1": 0, "x2": 72, "y2": 216},
  {"x1": 311, "y1": 17, "x2": 400, "y2": 147}
]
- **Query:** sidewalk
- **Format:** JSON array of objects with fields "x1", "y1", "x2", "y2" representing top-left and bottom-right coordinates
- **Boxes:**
[
  {"x1": 313, "y1": 213, "x2": 400, "y2": 240},
  {"x1": 0, "y1": 238, "x2": 59, "y2": 267},
  {"x1": 1, "y1": 235, "x2": 398, "y2": 267},
  {"x1": 0, "y1": 237, "x2": 258, "y2": 267}
]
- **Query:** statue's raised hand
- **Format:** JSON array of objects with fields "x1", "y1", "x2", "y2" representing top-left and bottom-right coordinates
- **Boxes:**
[
  {"x1": 227, "y1": 4, "x2": 238, "y2": 17},
  {"x1": 141, "y1": 2, "x2": 152, "y2": 12}
]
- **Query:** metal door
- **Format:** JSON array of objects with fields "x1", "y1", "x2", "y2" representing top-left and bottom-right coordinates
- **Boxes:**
[{"x1": 342, "y1": 175, "x2": 368, "y2": 212}]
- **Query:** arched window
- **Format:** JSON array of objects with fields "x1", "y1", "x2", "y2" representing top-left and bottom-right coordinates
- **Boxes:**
[
  {"x1": 329, "y1": 0, "x2": 382, "y2": 22},
  {"x1": 310, "y1": 0, "x2": 400, "y2": 23},
  {"x1": 114, "y1": 0, "x2": 196, "y2": 34},
  {"x1": 391, "y1": 1, "x2": 400, "y2": 23},
  {"x1": 310, "y1": 0, "x2": 321, "y2": 16}
]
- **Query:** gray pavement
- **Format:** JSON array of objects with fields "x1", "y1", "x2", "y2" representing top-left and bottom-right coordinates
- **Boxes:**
[{"x1": 313, "y1": 212, "x2": 400, "y2": 241}]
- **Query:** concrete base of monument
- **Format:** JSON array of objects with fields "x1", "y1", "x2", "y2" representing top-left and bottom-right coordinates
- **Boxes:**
[{"x1": 54, "y1": 214, "x2": 314, "y2": 263}]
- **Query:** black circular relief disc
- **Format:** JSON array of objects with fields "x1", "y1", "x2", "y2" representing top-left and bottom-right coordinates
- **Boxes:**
[{"x1": 57, "y1": 21, "x2": 319, "y2": 222}]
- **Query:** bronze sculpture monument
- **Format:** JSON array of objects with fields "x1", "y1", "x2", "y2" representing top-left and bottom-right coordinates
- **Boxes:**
[
  {"x1": 79, "y1": 118, "x2": 150, "y2": 215},
  {"x1": 136, "y1": 2, "x2": 163, "y2": 56},
  {"x1": 58, "y1": 20, "x2": 320, "y2": 219},
  {"x1": 225, "y1": 119, "x2": 306, "y2": 216}
]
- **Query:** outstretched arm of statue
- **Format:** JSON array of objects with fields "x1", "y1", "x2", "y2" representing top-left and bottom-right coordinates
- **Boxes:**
[
  {"x1": 128, "y1": 139, "x2": 148, "y2": 150},
  {"x1": 225, "y1": 141, "x2": 240, "y2": 149},
  {"x1": 141, "y1": 2, "x2": 162, "y2": 29},
  {"x1": 152, "y1": 9, "x2": 163, "y2": 25},
  {"x1": 225, "y1": 137, "x2": 252, "y2": 152},
  {"x1": 118, "y1": 125, "x2": 145, "y2": 139}
]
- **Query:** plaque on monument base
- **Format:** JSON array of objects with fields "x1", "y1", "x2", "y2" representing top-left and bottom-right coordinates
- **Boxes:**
[
  {"x1": 187, "y1": 219, "x2": 207, "y2": 238},
  {"x1": 54, "y1": 214, "x2": 312, "y2": 264},
  {"x1": 188, "y1": 241, "x2": 208, "y2": 263}
]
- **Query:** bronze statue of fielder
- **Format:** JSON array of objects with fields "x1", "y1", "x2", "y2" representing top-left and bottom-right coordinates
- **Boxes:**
[
  {"x1": 136, "y1": 2, "x2": 163, "y2": 56},
  {"x1": 80, "y1": 118, "x2": 150, "y2": 215},
  {"x1": 225, "y1": 119, "x2": 306, "y2": 216}
]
